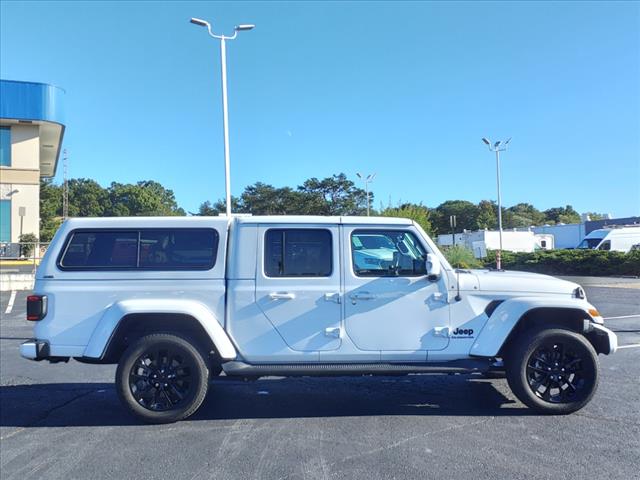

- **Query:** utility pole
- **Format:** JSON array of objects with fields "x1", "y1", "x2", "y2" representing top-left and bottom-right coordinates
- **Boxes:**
[
  {"x1": 62, "y1": 149, "x2": 69, "y2": 220},
  {"x1": 481, "y1": 137, "x2": 511, "y2": 270},
  {"x1": 450, "y1": 215, "x2": 457, "y2": 246},
  {"x1": 356, "y1": 172, "x2": 376, "y2": 216},
  {"x1": 190, "y1": 18, "x2": 255, "y2": 217}
]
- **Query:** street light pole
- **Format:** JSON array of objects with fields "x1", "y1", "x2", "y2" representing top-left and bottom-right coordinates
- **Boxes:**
[
  {"x1": 356, "y1": 172, "x2": 376, "y2": 216},
  {"x1": 482, "y1": 137, "x2": 511, "y2": 270},
  {"x1": 190, "y1": 18, "x2": 255, "y2": 217}
]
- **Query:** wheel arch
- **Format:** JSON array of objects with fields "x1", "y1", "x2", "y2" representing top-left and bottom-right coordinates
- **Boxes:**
[
  {"x1": 82, "y1": 299, "x2": 237, "y2": 364},
  {"x1": 470, "y1": 297, "x2": 601, "y2": 358}
]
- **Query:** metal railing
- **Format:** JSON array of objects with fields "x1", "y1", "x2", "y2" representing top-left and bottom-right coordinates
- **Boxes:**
[{"x1": 0, "y1": 242, "x2": 50, "y2": 271}]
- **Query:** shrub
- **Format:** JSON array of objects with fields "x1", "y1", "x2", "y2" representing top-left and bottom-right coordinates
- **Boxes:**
[
  {"x1": 19, "y1": 233, "x2": 39, "y2": 258},
  {"x1": 442, "y1": 245, "x2": 483, "y2": 269},
  {"x1": 481, "y1": 249, "x2": 640, "y2": 277}
]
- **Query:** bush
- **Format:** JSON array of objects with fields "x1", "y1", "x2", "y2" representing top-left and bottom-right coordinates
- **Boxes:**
[
  {"x1": 481, "y1": 249, "x2": 640, "y2": 277},
  {"x1": 19, "y1": 233, "x2": 39, "y2": 258},
  {"x1": 442, "y1": 245, "x2": 483, "y2": 269}
]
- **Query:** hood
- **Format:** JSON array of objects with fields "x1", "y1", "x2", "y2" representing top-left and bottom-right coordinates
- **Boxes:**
[{"x1": 469, "y1": 269, "x2": 580, "y2": 295}]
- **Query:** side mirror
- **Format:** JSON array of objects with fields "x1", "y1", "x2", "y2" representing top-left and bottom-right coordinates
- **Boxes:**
[{"x1": 425, "y1": 254, "x2": 441, "y2": 281}]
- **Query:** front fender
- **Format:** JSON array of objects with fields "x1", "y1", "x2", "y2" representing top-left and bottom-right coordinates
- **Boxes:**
[
  {"x1": 83, "y1": 299, "x2": 237, "y2": 360},
  {"x1": 469, "y1": 296, "x2": 598, "y2": 357}
]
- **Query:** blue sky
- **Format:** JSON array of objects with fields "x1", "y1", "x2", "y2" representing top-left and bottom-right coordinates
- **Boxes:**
[{"x1": 1, "y1": 1, "x2": 639, "y2": 217}]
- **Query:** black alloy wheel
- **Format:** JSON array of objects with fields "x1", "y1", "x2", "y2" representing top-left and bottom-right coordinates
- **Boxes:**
[
  {"x1": 525, "y1": 341, "x2": 594, "y2": 404},
  {"x1": 506, "y1": 328, "x2": 599, "y2": 414},
  {"x1": 129, "y1": 347, "x2": 195, "y2": 411},
  {"x1": 116, "y1": 333, "x2": 209, "y2": 423}
]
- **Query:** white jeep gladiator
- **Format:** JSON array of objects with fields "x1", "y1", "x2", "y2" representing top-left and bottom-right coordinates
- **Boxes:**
[{"x1": 21, "y1": 216, "x2": 617, "y2": 423}]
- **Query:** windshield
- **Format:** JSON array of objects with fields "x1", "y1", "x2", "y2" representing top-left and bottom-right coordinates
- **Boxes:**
[{"x1": 577, "y1": 238, "x2": 603, "y2": 249}]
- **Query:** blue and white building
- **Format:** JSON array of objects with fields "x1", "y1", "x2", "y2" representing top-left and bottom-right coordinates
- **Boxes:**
[{"x1": 0, "y1": 80, "x2": 65, "y2": 242}]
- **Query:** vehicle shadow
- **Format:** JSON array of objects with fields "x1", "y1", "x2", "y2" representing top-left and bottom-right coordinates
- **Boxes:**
[{"x1": 0, "y1": 374, "x2": 534, "y2": 428}]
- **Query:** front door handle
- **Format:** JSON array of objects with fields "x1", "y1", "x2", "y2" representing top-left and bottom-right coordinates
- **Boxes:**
[
  {"x1": 269, "y1": 292, "x2": 296, "y2": 300},
  {"x1": 350, "y1": 291, "x2": 376, "y2": 303}
]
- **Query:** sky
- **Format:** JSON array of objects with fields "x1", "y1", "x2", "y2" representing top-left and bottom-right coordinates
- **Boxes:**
[{"x1": 1, "y1": 1, "x2": 639, "y2": 217}]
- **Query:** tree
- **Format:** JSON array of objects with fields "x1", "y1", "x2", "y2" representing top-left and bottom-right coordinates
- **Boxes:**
[
  {"x1": 380, "y1": 202, "x2": 434, "y2": 236},
  {"x1": 298, "y1": 173, "x2": 369, "y2": 215},
  {"x1": 39, "y1": 179, "x2": 63, "y2": 242},
  {"x1": 107, "y1": 181, "x2": 185, "y2": 217},
  {"x1": 197, "y1": 197, "x2": 243, "y2": 216},
  {"x1": 67, "y1": 178, "x2": 110, "y2": 217},
  {"x1": 476, "y1": 200, "x2": 497, "y2": 230},
  {"x1": 505, "y1": 203, "x2": 546, "y2": 228},
  {"x1": 583, "y1": 212, "x2": 608, "y2": 221},
  {"x1": 543, "y1": 205, "x2": 581, "y2": 225},
  {"x1": 432, "y1": 200, "x2": 480, "y2": 235}
]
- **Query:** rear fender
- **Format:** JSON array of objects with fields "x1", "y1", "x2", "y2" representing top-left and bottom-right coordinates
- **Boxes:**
[{"x1": 83, "y1": 299, "x2": 236, "y2": 360}]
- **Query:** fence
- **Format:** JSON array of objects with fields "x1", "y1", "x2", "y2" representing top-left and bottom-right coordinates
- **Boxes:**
[{"x1": 0, "y1": 242, "x2": 50, "y2": 270}]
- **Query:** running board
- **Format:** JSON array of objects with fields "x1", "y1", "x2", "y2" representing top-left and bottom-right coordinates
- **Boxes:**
[{"x1": 221, "y1": 359, "x2": 490, "y2": 377}]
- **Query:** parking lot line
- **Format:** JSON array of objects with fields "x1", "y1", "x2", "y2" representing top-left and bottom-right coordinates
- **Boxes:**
[
  {"x1": 603, "y1": 314, "x2": 640, "y2": 320},
  {"x1": 618, "y1": 344, "x2": 640, "y2": 350},
  {"x1": 4, "y1": 290, "x2": 16, "y2": 314}
]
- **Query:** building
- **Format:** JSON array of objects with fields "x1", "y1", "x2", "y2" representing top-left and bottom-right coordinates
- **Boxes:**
[
  {"x1": 0, "y1": 80, "x2": 65, "y2": 243},
  {"x1": 530, "y1": 216, "x2": 640, "y2": 249}
]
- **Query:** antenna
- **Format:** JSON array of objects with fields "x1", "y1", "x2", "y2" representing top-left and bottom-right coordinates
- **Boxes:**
[{"x1": 62, "y1": 149, "x2": 69, "y2": 220}]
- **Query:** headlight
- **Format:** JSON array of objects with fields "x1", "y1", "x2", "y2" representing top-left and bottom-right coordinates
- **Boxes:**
[{"x1": 574, "y1": 286, "x2": 586, "y2": 300}]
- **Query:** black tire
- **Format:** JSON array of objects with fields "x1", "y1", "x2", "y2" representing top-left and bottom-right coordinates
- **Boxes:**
[
  {"x1": 505, "y1": 328, "x2": 599, "y2": 414},
  {"x1": 116, "y1": 333, "x2": 209, "y2": 424}
]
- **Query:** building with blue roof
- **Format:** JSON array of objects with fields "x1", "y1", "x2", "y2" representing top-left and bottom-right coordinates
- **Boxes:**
[{"x1": 0, "y1": 80, "x2": 65, "y2": 243}]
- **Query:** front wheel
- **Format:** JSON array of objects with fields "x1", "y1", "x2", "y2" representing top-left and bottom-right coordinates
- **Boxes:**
[
  {"x1": 116, "y1": 333, "x2": 209, "y2": 423},
  {"x1": 506, "y1": 328, "x2": 599, "y2": 414}
]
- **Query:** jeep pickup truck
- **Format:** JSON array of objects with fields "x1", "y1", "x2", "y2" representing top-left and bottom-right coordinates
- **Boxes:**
[{"x1": 20, "y1": 216, "x2": 617, "y2": 423}]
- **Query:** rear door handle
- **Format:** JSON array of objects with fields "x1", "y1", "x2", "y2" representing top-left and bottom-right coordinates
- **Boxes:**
[{"x1": 269, "y1": 292, "x2": 296, "y2": 300}]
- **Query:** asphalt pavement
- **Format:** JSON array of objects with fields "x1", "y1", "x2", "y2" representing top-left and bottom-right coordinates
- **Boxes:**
[{"x1": 1, "y1": 285, "x2": 638, "y2": 480}]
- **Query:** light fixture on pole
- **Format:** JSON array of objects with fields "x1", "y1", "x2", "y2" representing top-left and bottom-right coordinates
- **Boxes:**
[
  {"x1": 190, "y1": 17, "x2": 255, "y2": 217},
  {"x1": 482, "y1": 137, "x2": 511, "y2": 270},
  {"x1": 356, "y1": 172, "x2": 376, "y2": 216}
]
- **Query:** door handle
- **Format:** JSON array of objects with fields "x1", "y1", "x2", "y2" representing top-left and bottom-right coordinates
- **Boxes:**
[
  {"x1": 324, "y1": 292, "x2": 341, "y2": 303},
  {"x1": 350, "y1": 291, "x2": 376, "y2": 301},
  {"x1": 269, "y1": 292, "x2": 296, "y2": 300}
]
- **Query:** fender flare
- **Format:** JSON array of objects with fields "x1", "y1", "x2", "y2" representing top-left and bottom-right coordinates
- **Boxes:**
[
  {"x1": 469, "y1": 296, "x2": 597, "y2": 357},
  {"x1": 83, "y1": 299, "x2": 237, "y2": 360}
]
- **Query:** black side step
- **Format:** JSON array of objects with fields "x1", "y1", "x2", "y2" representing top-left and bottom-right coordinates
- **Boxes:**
[{"x1": 221, "y1": 359, "x2": 490, "y2": 377}]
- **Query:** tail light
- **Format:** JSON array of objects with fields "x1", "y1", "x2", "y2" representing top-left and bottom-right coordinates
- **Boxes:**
[{"x1": 27, "y1": 295, "x2": 47, "y2": 321}]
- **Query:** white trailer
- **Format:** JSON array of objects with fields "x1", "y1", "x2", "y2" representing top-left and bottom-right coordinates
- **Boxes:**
[{"x1": 437, "y1": 230, "x2": 552, "y2": 257}]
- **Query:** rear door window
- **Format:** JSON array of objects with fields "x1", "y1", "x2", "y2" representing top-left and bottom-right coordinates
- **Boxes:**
[{"x1": 264, "y1": 229, "x2": 332, "y2": 277}]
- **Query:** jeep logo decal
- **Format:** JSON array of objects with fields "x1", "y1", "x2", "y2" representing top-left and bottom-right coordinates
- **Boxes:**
[{"x1": 452, "y1": 328, "x2": 474, "y2": 337}]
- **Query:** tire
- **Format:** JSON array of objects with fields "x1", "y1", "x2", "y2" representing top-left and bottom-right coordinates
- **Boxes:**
[
  {"x1": 505, "y1": 328, "x2": 599, "y2": 414},
  {"x1": 116, "y1": 333, "x2": 209, "y2": 424}
]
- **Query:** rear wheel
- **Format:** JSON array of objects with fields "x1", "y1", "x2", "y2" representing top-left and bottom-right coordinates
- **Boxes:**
[
  {"x1": 116, "y1": 333, "x2": 209, "y2": 423},
  {"x1": 506, "y1": 328, "x2": 599, "y2": 414}
]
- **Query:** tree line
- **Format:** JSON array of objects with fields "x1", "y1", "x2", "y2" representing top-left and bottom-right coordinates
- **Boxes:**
[{"x1": 38, "y1": 174, "x2": 605, "y2": 242}]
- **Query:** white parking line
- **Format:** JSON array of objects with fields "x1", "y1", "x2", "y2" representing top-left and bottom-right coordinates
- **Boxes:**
[
  {"x1": 603, "y1": 314, "x2": 640, "y2": 320},
  {"x1": 618, "y1": 344, "x2": 640, "y2": 350},
  {"x1": 4, "y1": 290, "x2": 17, "y2": 314}
]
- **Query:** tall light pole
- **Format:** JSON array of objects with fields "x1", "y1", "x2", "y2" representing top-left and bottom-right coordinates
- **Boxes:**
[
  {"x1": 190, "y1": 17, "x2": 255, "y2": 217},
  {"x1": 356, "y1": 172, "x2": 376, "y2": 216},
  {"x1": 481, "y1": 137, "x2": 511, "y2": 270}
]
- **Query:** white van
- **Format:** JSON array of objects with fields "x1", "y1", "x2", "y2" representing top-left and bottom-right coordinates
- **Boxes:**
[{"x1": 576, "y1": 226, "x2": 640, "y2": 252}]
